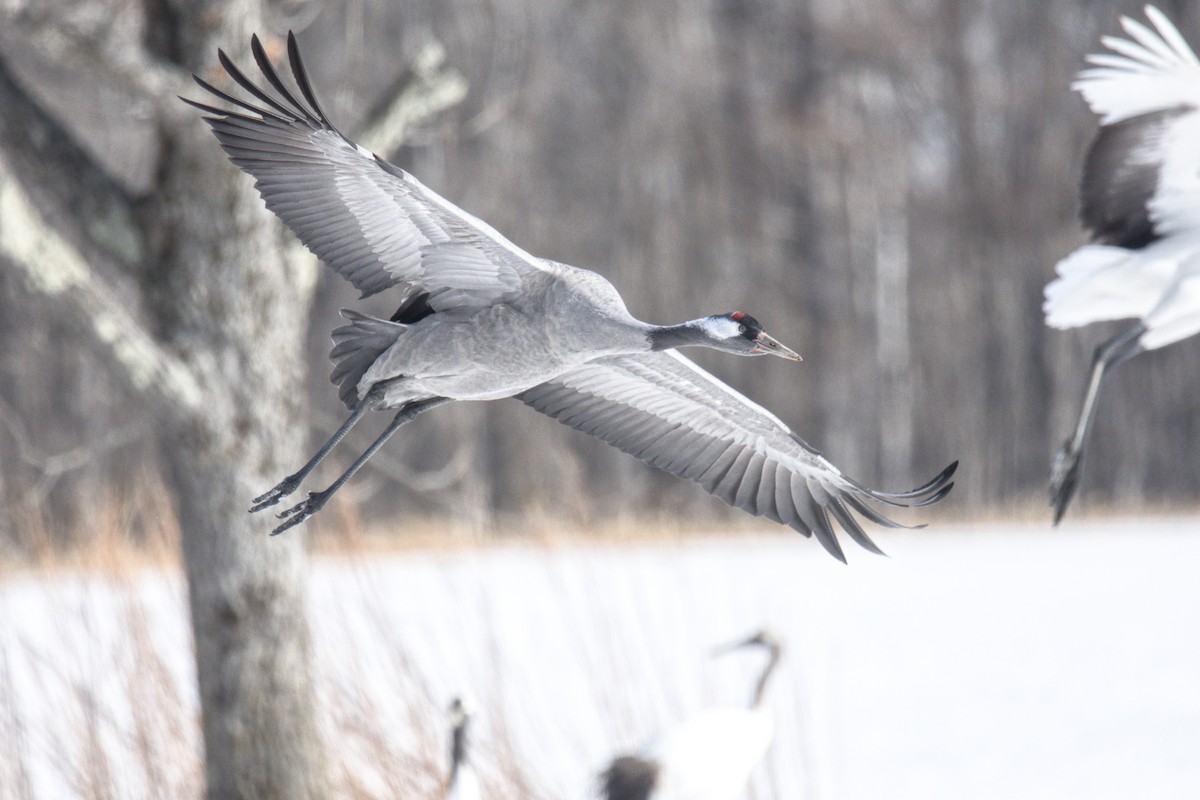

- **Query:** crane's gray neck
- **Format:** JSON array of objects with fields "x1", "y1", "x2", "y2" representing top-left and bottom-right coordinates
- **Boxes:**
[
  {"x1": 449, "y1": 716, "x2": 468, "y2": 782},
  {"x1": 647, "y1": 321, "x2": 711, "y2": 351},
  {"x1": 752, "y1": 641, "x2": 782, "y2": 708}
]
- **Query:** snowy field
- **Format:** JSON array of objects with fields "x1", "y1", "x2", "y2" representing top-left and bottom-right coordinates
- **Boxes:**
[{"x1": 2, "y1": 517, "x2": 1199, "y2": 799}]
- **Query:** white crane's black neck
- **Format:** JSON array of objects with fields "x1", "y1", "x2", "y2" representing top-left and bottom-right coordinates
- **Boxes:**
[
  {"x1": 752, "y1": 641, "x2": 782, "y2": 709},
  {"x1": 449, "y1": 714, "x2": 469, "y2": 782}
]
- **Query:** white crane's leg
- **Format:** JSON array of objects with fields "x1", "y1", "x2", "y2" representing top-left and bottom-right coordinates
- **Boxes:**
[
  {"x1": 1050, "y1": 322, "x2": 1145, "y2": 524},
  {"x1": 271, "y1": 397, "x2": 450, "y2": 535},
  {"x1": 249, "y1": 382, "x2": 394, "y2": 513}
]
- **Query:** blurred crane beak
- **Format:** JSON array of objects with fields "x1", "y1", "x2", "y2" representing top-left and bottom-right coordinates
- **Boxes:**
[
  {"x1": 753, "y1": 332, "x2": 803, "y2": 362},
  {"x1": 710, "y1": 631, "x2": 767, "y2": 658}
]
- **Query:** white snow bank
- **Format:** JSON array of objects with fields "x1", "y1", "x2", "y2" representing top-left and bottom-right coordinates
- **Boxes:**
[{"x1": 2, "y1": 518, "x2": 1198, "y2": 799}]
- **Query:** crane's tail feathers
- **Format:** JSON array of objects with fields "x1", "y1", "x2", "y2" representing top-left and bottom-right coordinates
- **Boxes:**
[
  {"x1": 1140, "y1": 294, "x2": 1200, "y2": 349},
  {"x1": 1044, "y1": 245, "x2": 1170, "y2": 329},
  {"x1": 329, "y1": 310, "x2": 405, "y2": 409}
]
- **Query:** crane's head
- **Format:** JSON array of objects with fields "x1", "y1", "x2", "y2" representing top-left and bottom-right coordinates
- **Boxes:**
[
  {"x1": 699, "y1": 312, "x2": 803, "y2": 361},
  {"x1": 712, "y1": 629, "x2": 784, "y2": 708},
  {"x1": 448, "y1": 696, "x2": 471, "y2": 730}
]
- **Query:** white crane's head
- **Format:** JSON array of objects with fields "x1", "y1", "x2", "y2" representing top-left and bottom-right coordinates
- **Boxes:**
[
  {"x1": 713, "y1": 629, "x2": 784, "y2": 708},
  {"x1": 698, "y1": 313, "x2": 803, "y2": 361},
  {"x1": 448, "y1": 696, "x2": 471, "y2": 729}
]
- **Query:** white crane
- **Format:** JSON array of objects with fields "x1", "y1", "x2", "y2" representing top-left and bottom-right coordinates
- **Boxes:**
[
  {"x1": 445, "y1": 698, "x2": 481, "y2": 800},
  {"x1": 600, "y1": 630, "x2": 782, "y2": 800},
  {"x1": 183, "y1": 33, "x2": 957, "y2": 560},
  {"x1": 1045, "y1": 5, "x2": 1200, "y2": 523}
]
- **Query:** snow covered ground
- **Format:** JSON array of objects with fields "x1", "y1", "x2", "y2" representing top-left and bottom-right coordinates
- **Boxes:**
[{"x1": 3, "y1": 517, "x2": 1199, "y2": 799}]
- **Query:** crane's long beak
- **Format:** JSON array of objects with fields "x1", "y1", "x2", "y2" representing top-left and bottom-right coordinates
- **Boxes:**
[{"x1": 753, "y1": 332, "x2": 803, "y2": 362}]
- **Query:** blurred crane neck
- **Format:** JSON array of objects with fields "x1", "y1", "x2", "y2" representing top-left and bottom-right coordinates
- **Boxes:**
[
  {"x1": 450, "y1": 718, "x2": 468, "y2": 782},
  {"x1": 753, "y1": 642, "x2": 782, "y2": 708}
]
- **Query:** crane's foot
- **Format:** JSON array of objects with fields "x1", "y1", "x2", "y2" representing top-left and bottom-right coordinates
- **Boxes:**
[
  {"x1": 1049, "y1": 440, "x2": 1082, "y2": 526},
  {"x1": 249, "y1": 475, "x2": 303, "y2": 513},
  {"x1": 269, "y1": 491, "x2": 329, "y2": 535}
]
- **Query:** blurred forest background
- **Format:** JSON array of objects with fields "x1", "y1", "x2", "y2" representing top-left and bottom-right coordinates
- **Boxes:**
[{"x1": 2, "y1": 0, "x2": 1199, "y2": 549}]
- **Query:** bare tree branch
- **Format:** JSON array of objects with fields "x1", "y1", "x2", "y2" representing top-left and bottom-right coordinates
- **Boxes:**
[
  {"x1": 356, "y1": 40, "x2": 468, "y2": 157},
  {"x1": 0, "y1": 49, "x2": 144, "y2": 270},
  {"x1": 0, "y1": 154, "x2": 204, "y2": 417},
  {"x1": 0, "y1": 3, "x2": 182, "y2": 108},
  {"x1": 0, "y1": 395, "x2": 142, "y2": 506}
]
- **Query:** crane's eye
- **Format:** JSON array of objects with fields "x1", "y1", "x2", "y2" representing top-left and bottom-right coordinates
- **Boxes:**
[{"x1": 738, "y1": 324, "x2": 747, "y2": 333}]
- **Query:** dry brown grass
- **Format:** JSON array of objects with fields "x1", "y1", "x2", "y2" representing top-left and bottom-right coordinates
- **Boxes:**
[
  {"x1": 0, "y1": 558, "x2": 550, "y2": 800},
  {"x1": 8, "y1": 465, "x2": 1197, "y2": 575},
  {"x1": 0, "y1": 480, "x2": 561, "y2": 800},
  {"x1": 1, "y1": 471, "x2": 182, "y2": 576},
  {"x1": 1, "y1": 470, "x2": 809, "y2": 576},
  {"x1": 11, "y1": 475, "x2": 1194, "y2": 577}
]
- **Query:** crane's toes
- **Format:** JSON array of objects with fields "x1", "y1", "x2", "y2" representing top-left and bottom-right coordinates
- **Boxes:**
[
  {"x1": 249, "y1": 475, "x2": 302, "y2": 513},
  {"x1": 269, "y1": 492, "x2": 327, "y2": 535},
  {"x1": 1049, "y1": 441, "x2": 1082, "y2": 526},
  {"x1": 269, "y1": 513, "x2": 309, "y2": 536}
]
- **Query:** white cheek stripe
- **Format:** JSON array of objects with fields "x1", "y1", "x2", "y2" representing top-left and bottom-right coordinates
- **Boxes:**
[{"x1": 700, "y1": 316, "x2": 743, "y2": 339}]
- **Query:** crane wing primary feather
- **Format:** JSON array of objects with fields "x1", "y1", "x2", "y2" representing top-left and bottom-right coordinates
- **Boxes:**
[
  {"x1": 1073, "y1": 7, "x2": 1200, "y2": 246},
  {"x1": 518, "y1": 351, "x2": 956, "y2": 562},
  {"x1": 181, "y1": 32, "x2": 552, "y2": 309}
]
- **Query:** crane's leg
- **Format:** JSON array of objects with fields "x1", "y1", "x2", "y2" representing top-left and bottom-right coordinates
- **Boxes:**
[
  {"x1": 1050, "y1": 322, "x2": 1145, "y2": 525},
  {"x1": 249, "y1": 383, "x2": 395, "y2": 513},
  {"x1": 270, "y1": 397, "x2": 450, "y2": 535}
]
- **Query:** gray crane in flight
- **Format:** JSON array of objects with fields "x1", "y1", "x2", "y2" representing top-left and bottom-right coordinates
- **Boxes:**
[{"x1": 183, "y1": 32, "x2": 956, "y2": 561}]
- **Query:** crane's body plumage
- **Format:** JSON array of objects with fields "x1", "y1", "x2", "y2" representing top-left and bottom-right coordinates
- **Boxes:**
[
  {"x1": 631, "y1": 708, "x2": 774, "y2": 800},
  {"x1": 351, "y1": 268, "x2": 652, "y2": 406},
  {"x1": 1044, "y1": 6, "x2": 1200, "y2": 522},
  {"x1": 184, "y1": 33, "x2": 956, "y2": 557}
]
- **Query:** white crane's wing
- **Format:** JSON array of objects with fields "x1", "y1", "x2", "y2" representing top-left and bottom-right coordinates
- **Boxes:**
[
  {"x1": 183, "y1": 33, "x2": 554, "y2": 310},
  {"x1": 1074, "y1": 6, "x2": 1200, "y2": 125},
  {"x1": 1073, "y1": 7, "x2": 1200, "y2": 245},
  {"x1": 518, "y1": 351, "x2": 956, "y2": 562}
]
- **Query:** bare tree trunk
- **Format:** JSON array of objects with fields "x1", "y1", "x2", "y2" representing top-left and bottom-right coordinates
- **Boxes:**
[
  {"x1": 0, "y1": 6, "x2": 326, "y2": 795},
  {"x1": 157, "y1": 22, "x2": 327, "y2": 796},
  {"x1": 0, "y1": 3, "x2": 463, "y2": 794}
]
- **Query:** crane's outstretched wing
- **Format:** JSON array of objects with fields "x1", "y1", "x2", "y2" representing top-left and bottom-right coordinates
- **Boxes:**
[
  {"x1": 1072, "y1": 6, "x2": 1200, "y2": 247},
  {"x1": 518, "y1": 351, "x2": 956, "y2": 562},
  {"x1": 182, "y1": 32, "x2": 555, "y2": 309}
]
